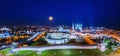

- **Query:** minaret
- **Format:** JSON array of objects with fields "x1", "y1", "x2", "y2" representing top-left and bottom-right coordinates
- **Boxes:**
[
  {"x1": 72, "y1": 16, "x2": 75, "y2": 30},
  {"x1": 72, "y1": 23, "x2": 74, "y2": 30},
  {"x1": 79, "y1": 24, "x2": 82, "y2": 31}
]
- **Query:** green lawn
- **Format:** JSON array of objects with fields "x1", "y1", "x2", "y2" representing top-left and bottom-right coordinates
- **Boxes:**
[
  {"x1": 12, "y1": 50, "x2": 38, "y2": 56},
  {"x1": 0, "y1": 48, "x2": 111, "y2": 56},
  {"x1": 16, "y1": 50, "x2": 34, "y2": 54},
  {"x1": 40, "y1": 49, "x2": 103, "y2": 56},
  {"x1": 6, "y1": 49, "x2": 103, "y2": 56},
  {"x1": 0, "y1": 48, "x2": 12, "y2": 56},
  {"x1": 104, "y1": 39, "x2": 111, "y2": 44}
]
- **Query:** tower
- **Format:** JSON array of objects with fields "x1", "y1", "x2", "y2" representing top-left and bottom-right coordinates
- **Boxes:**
[
  {"x1": 79, "y1": 24, "x2": 82, "y2": 30},
  {"x1": 72, "y1": 23, "x2": 74, "y2": 30}
]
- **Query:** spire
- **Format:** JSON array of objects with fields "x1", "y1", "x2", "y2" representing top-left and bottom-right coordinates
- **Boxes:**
[
  {"x1": 72, "y1": 16, "x2": 75, "y2": 30},
  {"x1": 72, "y1": 23, "x2": 74, "y2": 30}
]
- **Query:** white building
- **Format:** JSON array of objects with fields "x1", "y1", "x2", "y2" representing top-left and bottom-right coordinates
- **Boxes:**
[
  {"x1": 46, "y1": 33, "x2": 69, "y2": 44},
  {"x1": 72, "y1": 23, "x2": 83, "y2": 31},
  {"x1": 0, "y1": 27, "x2": 10, "y2": 31},
  {"x1": 0, "y1": 27, "x2": 10, "y2": 38}
]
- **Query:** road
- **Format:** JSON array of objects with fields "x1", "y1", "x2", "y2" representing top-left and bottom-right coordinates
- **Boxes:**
[
  {"x1": 12, "y1": 45, "x2": 98, "y2": 52},
  {"x1": 27, "y1": 32, "x2": 41, "y2": 41},
  {"x1": 0, "y1": 45, "x2": 11, "y2": 50}
]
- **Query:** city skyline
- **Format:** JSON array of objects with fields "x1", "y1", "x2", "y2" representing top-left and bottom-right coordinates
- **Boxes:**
[{"x1": 0, "y1": 0, "x2": 120, "y2": 56}]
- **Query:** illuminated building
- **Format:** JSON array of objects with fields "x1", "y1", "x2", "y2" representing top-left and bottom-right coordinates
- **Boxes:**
[
  {"x1": 72, "y1": 23, "x2": 75, "y2": 30},
  {"x1": 46, "y1": 33, "x2": 69, "y2": 44},
  {"x1": 58, "y1": 26, "x2": 63, "y2": 32},
  {"x1": 0, "y1": 27, "x2": 10, "y2": 31},
  {"x1": 72, "y1": 23, "x2": 83, "y2": 31},
  {"x1": 0, "y1": 27, "x2": 10, "y2": 38},
  {"x1": 58, "y1": 26, "x2": 70, "y2": 33}
]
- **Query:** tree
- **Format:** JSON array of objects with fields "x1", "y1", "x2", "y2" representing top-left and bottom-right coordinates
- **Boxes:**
[{"x1": 38, "y1": 38, "x2": 47, "y2": 44}]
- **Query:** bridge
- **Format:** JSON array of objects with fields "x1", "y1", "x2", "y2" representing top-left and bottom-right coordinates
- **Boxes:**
[{"x1": 27, "y1": 32, "x2": 41, "y2": 41}]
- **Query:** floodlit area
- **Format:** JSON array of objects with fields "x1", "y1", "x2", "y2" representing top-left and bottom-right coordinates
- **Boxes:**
[
  {"x1": 0, "y1": 23, "x2": 120, "y2": 56},
  {"x1": 0, "y1": 0, "x2": 120, "y2": 56},
  {"x1": 46, "y1": 33, "x2": 69, "y2": 44},
  {"x1": 40, "y1": 49, "x2": 102, "y2": 56}
]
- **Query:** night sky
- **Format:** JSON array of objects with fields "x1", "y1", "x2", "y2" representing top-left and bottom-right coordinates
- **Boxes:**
[{"x1": 0, "y1": 0, "x2": 120, "y2": 27}]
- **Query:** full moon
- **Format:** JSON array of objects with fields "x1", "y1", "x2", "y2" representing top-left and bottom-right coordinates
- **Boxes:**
[{"x1": 49, "y1": 16, "x2": 53, "y2": 21}]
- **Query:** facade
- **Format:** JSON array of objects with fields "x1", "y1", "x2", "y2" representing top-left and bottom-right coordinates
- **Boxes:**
[
  {"x1": 0, "y1": 27, "x2": 10, "y2": 31},
  {"x1": 58, "y1": 26, "x2": 64, "y2": 32},
  {"x1": 0, "y1": 31, "x2": 10, "y2": 38},
  {"x1": 46, "y1": 33, "x2": 69, "y2": 44},
  {"x1": 75, "y1": 24, "x2": 82, "y2": 30},
  {"x1": 72, "y1": 23, "x2": 83, "y2": 31},
  {"x1": 0, "y1": 27, "x2": 10, "y2": 38},
  {"x1": 58, "y1": 26, "x2": 70, "y2": 32}
]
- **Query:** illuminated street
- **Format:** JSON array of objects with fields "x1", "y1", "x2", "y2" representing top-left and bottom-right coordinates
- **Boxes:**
[{"x1": 0, "y1": 25, "x2": 120, "y2": 56}]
